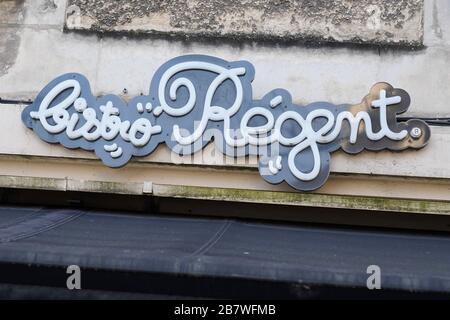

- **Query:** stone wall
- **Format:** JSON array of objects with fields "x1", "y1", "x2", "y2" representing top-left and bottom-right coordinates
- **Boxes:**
[{"x1": 65, "y1": 0, "x2": 424, "y2": 47}]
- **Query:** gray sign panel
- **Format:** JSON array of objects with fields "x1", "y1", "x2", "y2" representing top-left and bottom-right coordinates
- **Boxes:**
[{"x1": 22, "y1": 55, "x2": 430, "y2": 191}]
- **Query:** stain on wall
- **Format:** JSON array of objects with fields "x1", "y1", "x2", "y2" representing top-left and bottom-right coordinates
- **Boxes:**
[{"x1": 0, "y1": 0, "x2": 26, "y2": 76}]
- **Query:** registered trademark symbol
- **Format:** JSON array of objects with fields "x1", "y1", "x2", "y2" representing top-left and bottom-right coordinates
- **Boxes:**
[{"x1": 410, "y1": 127, "x2": 422, "y2": 139}]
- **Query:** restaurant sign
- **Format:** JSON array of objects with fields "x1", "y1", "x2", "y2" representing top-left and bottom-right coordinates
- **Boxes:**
[{"x1": 22, "y1": 55, "x2": 430, "y2": 191}]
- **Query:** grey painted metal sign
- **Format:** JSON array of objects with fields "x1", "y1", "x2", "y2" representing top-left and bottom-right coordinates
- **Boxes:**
[{"x1": 22, "y1": 54, "x2": 431, "y2": 191}]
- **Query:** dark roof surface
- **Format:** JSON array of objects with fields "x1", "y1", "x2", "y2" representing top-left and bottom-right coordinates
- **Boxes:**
[{"x1": 0, "y1": 205, "x2": 449, "y2": 298}]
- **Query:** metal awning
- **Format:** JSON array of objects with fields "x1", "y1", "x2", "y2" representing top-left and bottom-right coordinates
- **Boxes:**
[{"x1": 0, "y1": 205, "x2": 449, "y2": 299}]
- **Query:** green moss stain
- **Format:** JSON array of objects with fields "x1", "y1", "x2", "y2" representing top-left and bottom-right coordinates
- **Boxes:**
[
  {"x1": 0, "y1": 175, "x2": 143, "y2": 195},
  {"x1": 67, "y1": 179, "x2": 143, "y2": 195},
  {"x1": 1, "y1": 174, "x2": 448, "y2": 215},
  {"x1": 154, "y1": 184, "x2": 450, "y2": 215},
  {"x1": 0, "y1": 175, "x2": 66, "y2": 191}
]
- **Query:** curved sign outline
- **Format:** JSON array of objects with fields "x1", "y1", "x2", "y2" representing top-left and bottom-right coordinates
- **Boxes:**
[{"x1": 22, "y1": 54, "x2": 431, "y2": 191}]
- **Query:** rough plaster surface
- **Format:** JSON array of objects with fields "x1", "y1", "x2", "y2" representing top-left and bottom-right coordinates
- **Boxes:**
[
  {"x1": 65, "y1": 0, "x2": 424, "y2": 47},
  {"x1": 0, "y1": 0, "x2": 26, "y2": 24},
  {"x1": 0, "y1": 0, "x2": 67, "y2": 77},
  {"x1": 0, "y1": 0, "x2": 448, "y2": 116},
  {"x1": 0, "y1": 0, "x2": 25, "y2": 76},
  {"x1": 0, "y1": 27, "x2": 21, "y2": 77}
]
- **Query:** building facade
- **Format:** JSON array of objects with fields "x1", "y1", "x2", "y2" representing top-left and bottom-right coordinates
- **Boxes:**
[{"x1": 0, "y1": 0, "x2": 450, "y2": 298}]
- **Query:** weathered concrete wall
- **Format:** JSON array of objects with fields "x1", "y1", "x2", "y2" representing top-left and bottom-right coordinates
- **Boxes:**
[
  {"x1": 0, "y1": 0, "x2": 447, "y2": 117},
  {"x1": 0, "y1": 0, "x2": 449, "y2": 210},
  {"x1": 0, "y1": 0, "x2": 24, "y2": 77},
  {"x1": 65, "y1": 0, "x2": 424, "y2": 47}
]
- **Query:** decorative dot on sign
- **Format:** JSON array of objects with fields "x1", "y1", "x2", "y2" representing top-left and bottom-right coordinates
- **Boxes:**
[
  {"x1": 153, "y1": 106, "x2": 163, "y2": 116},
  {"x1": 275, "y1": 156, "x2": 282, "y2": 170},
  {"x1": 104, "y1": 143, "x2": 118, "y2": 152},
  {"x1": 268, "y1": 160, "x2": 279, "y2": 175},
  {"x1": 74, "y1": 97, "x2": 87, "y2": 112},
  {"x1": 270, "y1": 95, "x2": 282, "y2": 108}
]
